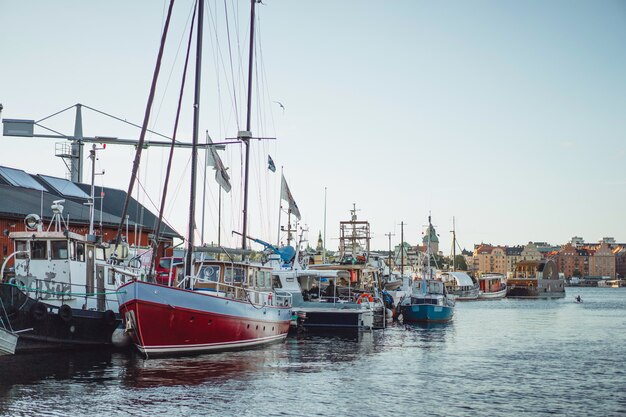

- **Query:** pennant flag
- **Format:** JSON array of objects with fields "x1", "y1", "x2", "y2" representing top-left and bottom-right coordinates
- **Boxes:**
[
  {"x1": 281, "y1": 174, "x2": 301, "y2": 220},
  {"x1": 268, "y1": 155, "x2": 276, "y2": 172},
  {"x1": 206, "y1": 135, "x2": 231, "y2": 192}
]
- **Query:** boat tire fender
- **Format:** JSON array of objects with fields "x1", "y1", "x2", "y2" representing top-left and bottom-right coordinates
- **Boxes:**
[
  {"x1": 30, "y1": 302, "x2": 48, "y2": 321},
  {"x1": 58, "y1": 304, "x2": 73, "y2": 322}
]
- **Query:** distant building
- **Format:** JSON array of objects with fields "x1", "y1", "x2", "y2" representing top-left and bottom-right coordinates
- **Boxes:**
[
  {"x1": 521, "y1": 242, "x2": 543, "y2": 262},
  {"x1": 571, "y1": 236, "x2": 585, "y2": 247},
  {"x1": 473, "y1": 244, "x2": 507, "y2": 276},
  {"x1": 506, "y1": 245, "x2": 524, "y2": 275},
  {"x1": 614, "y1": 247, "x2": 626, "y2": 279},
  {"x1": 556, "y1": 243, "x2": 588, "y2": 278},
  {"x1": 588, "y1": 242, "x2": 616, "y2": 279},
  {"x1": 422, "y1": 223, "x2": 439, "y2": 254}
]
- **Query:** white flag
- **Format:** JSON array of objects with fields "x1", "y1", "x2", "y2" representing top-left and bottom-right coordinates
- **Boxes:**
[
  {"x1": 281, "y1": 174, "x2": 301, "y2": 220},
  {"x1": 206, "y1": 135, "x2": 231, "y2": 193}
]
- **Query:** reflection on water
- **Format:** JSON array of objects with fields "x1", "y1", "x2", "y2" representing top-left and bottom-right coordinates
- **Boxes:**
[{"x1": 1, "y1": 288, "x2": 626, "y2": 417}]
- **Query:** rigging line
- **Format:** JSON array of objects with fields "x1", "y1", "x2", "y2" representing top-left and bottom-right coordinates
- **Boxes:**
[
  {"x1": 35, "y1": 103, "x2": 78, "y2": 124},
  {"x1": 165, "y1": 153, "x2": 192, "y2": 221},
  {"x1": 151, "y1": 1, "x2": 197, "y2": 141},
  {"x1": 79, "y1": 104, "x2": 176, "y2": 143},
  {"x1": 149, "y1": 0, "x2": 199, "y2": 276},
  {"x1": 223, "y1": 0, "x2": 241, "y2": 129},
  {"x1": 114, "y1": 0, "x2": 176, "y2": 250}
]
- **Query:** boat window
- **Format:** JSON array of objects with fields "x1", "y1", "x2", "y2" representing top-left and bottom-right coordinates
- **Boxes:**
[
  {"x1": 15, "y1": 240, "x2": 29, "y2": 259},
  {"x1": 69, "y1": 241, "x2": 76, "y2": 260},
  {"x1": 51, "y1": 241, "x2": 68, "y2": 259},
  {"x1": 428, "y1": 281, "x2": 443, "y2": 294},
  {"x1": 224, "y1": 267, "x2": 245, "y2": 284},
  {"x1": 199, "y1": 265, "x2": 220, "y2": 282},
  {"x1": 272, "y1": 275, "x2": 282, "y2": 289},
  {"x1": 95, "y1": 248, "x2": 106, "y2": 261},
  {"x1": 30, "y1": 241, "x2": 47, "y2": 260},
  {"x1": 76, "y1": 243, "x2": 85, "y2": 262}
]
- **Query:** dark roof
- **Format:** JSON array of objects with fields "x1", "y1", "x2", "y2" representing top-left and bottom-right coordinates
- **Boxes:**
[
  {"x1": 74, "y1": 183, "x2": 180, "y2": 239},
  {"x1": 0, "y1": 166, "x2": 181, "y2": 239},
  {"x1": 0, "y1": 184, "x2": 123, "y2": 226}
]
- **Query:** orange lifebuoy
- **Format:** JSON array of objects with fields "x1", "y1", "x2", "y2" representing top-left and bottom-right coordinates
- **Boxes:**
[{"x1": 356, "y1": 293, "x2": 374, "y2": 304}]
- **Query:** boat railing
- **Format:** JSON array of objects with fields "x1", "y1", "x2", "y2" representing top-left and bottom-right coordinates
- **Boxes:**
[{"x1": 4, "y1": 276, "x2": 121, "y2": 311}]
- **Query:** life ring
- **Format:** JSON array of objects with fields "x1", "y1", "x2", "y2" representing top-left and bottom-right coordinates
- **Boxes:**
[
  {"x1": 103, "y1": 310, "x2": 117, "y2": 326},
  {"x1": 58, "y1": 304, "x2": 73, "y2": 322},
  {"x1": 30, "y1": 301, "x2": 48, "y2": 321},
  {"x1": 356, "y1": 293, "x2": 374, "y2": 304}
]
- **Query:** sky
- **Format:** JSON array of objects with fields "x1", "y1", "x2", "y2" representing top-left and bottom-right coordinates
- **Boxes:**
[{"x1": 0, "y1": 0, "x2": 625, "y2": 254}]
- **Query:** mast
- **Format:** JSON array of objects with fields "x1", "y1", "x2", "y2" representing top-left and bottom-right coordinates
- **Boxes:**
[
  {"x1": 451, "y1": 216, "x2": 456, "y2": 271},
  {"x1": 241, "y1": 0, "x2": 257, "y2": 250},
  {"x1": 185, "y1": 0, "x2": 203, "y2": 277},
  {"x1": 400, "y1": 221, "x2": 405, "y2": 277},
  {"x1": 323, "y1": 186, "x2": 327, "y2": 263}
]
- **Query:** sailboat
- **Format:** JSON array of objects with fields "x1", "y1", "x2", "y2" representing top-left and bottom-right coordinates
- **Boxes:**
[
  {"x1": 399, "y1": 215, "x2": 455, "y2": 323},
  {"x1": 116, "y1": 0, "x2": 291, "y2": 356}
]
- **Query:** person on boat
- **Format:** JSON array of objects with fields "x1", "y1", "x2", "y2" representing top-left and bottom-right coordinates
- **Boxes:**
[{"x1": 576, "y1": 295, "x2": 582, "y2": 303}]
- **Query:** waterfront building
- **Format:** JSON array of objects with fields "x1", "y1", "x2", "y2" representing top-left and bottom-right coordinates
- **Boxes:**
[
  {"x1": 506, "y1": 245, "x2": 524, "y2": 276},
  {"x1": 520, "y1": 242, "x2": 543, "y2": 262},
  {"x1": 556, "y1": 243, "x2": 589, "y2": 278},
  {"x1": 614, "y1": 247, "x2": 626, "y2": 279},
  {"x1": 473, "y1": 244, "x2": 507, "y2": 276},
  {"x1": 588, "y1": 242, "x2": 616, "y2": 279}
]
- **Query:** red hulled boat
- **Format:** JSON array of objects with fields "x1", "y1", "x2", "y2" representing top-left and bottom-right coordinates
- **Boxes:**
[{"x1": 117, "y1": 259, "x2": 291, "y2": 356}]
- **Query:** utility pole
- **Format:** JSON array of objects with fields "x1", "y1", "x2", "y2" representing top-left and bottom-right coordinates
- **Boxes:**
[{"x1": 385, "y1": 232, "x2": 395, "y2": 276}]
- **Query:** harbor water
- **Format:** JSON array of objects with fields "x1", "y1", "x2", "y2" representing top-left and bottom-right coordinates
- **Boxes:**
[{"x1": 1, "y1": 287, "x2": 625, "y2": 417}]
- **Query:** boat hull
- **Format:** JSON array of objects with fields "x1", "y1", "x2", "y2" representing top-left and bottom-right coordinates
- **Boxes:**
[
  {"x1": 506, "y1": 279, "x2": 566, "y2": 299},
  {"x1": 478, "y1": 287, "x2": 507, "y2": 299},
  {"x1": 400, "y1": 304, "x2": 454, "y2": 323},
  {"x1": 0, "y1": 283, "x2": 120, "y2": 352},
  {"x1": 118, "y1": 281, "x2": 291, "y2": 356}
]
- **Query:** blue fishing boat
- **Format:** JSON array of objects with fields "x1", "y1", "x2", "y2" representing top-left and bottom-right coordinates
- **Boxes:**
[
  {"x1": 400, "y1": 278, "x2": 454, "y2": 323},
  {"x1": 399, "y1": 215, "x2": 455, "y2": 323}
]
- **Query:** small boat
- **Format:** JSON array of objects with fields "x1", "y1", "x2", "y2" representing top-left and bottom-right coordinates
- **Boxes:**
[
  {"x1": 478, "y1": 273, "x2": 507, "y2": 299},
  {"x1": 439, "y1": 271, "x2": 480, "y2": 300},
  {"x1": 400, "y1": 278, "x2": 455, "y2": 323},
  {"x1": 399, "y1": 216, "x2": 455, "y2": 323}
]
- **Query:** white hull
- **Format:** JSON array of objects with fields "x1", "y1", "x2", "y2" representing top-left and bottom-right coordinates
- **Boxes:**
[{"x1": 478, "y1": 287, "x2": 507, "y2": 299}]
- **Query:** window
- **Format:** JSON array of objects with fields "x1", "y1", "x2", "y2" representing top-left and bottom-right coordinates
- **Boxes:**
[
  {"x1": 96, "y1": 248, "x2": 105, "y2": 261},
  {"x1": 199, "y1": 265, "x2": 220, "y2": 282},
  {"x1": 272, "y1": 275, "x2": 282, "y2": 289},
  {"x1": 31, "y1": 241, "x2": 47, "y2": 260},
  {"x1": 51, "y1": 241, "x2": 68, "y2": 260},
  {"x1": 76, "y1": 243, "x2": 85, "y2": 262},
  {"x1": 224, "y1": 267, "x2": 245, "y2": 284},
  {"x1": 15, "y1": 240, "x2": 28, "y2": 259}
]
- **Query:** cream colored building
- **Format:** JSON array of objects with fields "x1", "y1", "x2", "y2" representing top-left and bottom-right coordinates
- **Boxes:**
[
  {"x1": 473, "y1": 244, "x2": 507, "y2": 276},
  {"x1": 589, "y1": 242, "x2": 616, "y2": 278}
]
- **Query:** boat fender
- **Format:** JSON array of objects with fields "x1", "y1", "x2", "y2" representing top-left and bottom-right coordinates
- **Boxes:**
[
  {"x1": 357, "y1": 293, "x2": 374, "y2": 304},
  {"x1": 30, "y1": 302, "x2": 48, "y2": 321},
  {"x1": 103, "y1": 310, "x2": 117, "y2": 326},
  {"x1": 58, "y1": 304, "x2": 73, "y2": 322}
]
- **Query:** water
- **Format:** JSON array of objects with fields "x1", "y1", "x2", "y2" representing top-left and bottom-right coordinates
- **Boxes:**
[{"x1": 1, "y1": 287, "x2": 625, "y2": 417}]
